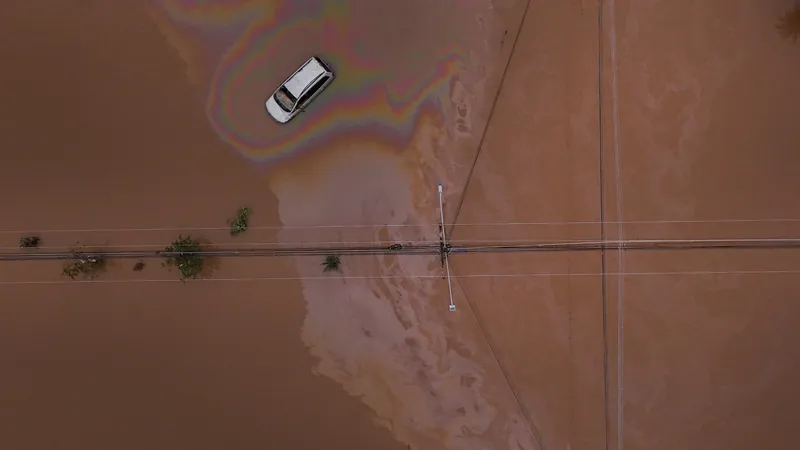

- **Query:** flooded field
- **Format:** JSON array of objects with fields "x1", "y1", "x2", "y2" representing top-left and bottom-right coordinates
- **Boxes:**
[
  {"x1": 454, "y1": 0, "x2": 800, "y2": 449},
  {"x1": 2, "y1": 0, "x2": 799, "y2": 449},
  {"x1": 608, "y1": 1, "x2": 800, "y2": 449},
  {"x1": 0, "y1": 0, "x2": 537, "y2": 449}
]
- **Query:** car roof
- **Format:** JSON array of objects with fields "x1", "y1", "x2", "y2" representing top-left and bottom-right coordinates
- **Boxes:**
[{"x1": 284, "y1": 57, "x2": 328, "y2": 98}]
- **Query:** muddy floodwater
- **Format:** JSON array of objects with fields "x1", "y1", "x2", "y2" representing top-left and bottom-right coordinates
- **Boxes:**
[
  {"x1": 0, "y1": 0, "x2": 533, "y2": 449},
  {"x1": 2, "y1": 0, "x2": 799, "y2": 449},
  {"x1": 453, "y1": 1, "x2": 800, "y2": 449}
]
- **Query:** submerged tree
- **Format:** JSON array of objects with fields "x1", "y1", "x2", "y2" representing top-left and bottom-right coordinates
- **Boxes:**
[
  {"x1": 777, "y1": 4, "x2": 800, "y2": 41},
  {"x1": 321, "y1": 254, "x2": 342, "y2": 273},
  {"x1": 162, "y1": 235, "x2": 205, "y2": 280},
  {"x1": 19, "y1": 235, "x2": 41, "y2": 248},
  {"x1": 228, "y1": 207, "x2": 252, "y2": 236},
  {"x1": 133, "y1": 260, "x2": 146, "y2": 272},
  {"x1": 62, "y1": 255, "x2": 106, "y2": 280}
]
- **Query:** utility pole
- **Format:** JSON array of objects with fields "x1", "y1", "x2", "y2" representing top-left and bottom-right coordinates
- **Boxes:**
[{"x1": 437, "y1": 183, "x2": 456, "y2": 312}]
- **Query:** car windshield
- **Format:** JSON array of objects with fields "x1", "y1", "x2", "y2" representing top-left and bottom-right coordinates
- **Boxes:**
[{"x1": 274, "y1": 86, "x2": 296, "y2": 112}]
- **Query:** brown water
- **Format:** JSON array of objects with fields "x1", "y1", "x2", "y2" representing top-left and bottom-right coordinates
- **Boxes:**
[
  {"x1": 607, "y1": 2, "x2": 800, "y2": 449},
  {"x1": 0, "y1": 0, "x2": 539, "y2": 449},
  {"x1": 4, "y1": 0, "x2": 799, "y2": 449},
  {"x1": 454, "y1": 1, "x2": 800, "y2": 449},
  {"x1": 146, "y1": 0, "x2": 545, "y2": 448},
  {"x1": 0, "y1": 2, "x2": 402, "y2": 449}
]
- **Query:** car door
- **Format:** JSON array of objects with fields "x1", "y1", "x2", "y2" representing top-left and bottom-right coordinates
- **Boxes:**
[{"x1": 297, "y1": 75, "x2": 329, "y2": 111}]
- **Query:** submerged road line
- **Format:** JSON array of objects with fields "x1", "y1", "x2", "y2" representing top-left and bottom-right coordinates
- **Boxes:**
[
  {"x1": 3, "y1": 238, "x2": 800, "y2": 262},
  {"x1": 0, "y1": 244, "x2": 441, "y2": 261}
]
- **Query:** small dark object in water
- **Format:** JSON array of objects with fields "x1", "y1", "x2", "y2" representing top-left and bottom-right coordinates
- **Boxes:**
[
  {"x1": 62, "y1": 255, "x2": 106, "y2": 280},
  {"x1": 19, "y1": 235, "x2": 41, "y2": 248},
  {"x1": 322, "y1": 254, "x2": 342, "y2": 273},
  {"x1": 388, "y1": 244, "x2": 403, "y2": 251},
  {"x1": 133, "y1": 261, "x2": 145, "y2": 271}
]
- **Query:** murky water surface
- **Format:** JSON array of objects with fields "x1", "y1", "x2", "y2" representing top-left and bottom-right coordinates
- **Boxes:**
[{"x1": 0, "y1": 1, "x2": 535, "y2": 449}]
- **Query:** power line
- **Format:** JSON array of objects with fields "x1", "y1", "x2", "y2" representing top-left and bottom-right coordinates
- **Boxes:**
[
  {"x1": 3, "y1": 269, "x2": 799, "y2": 286},
  {"x1": 607, "y1": 0, "x2": 625, "y2": 445},
  {"x1": 451, "y1": 268, "x2": 547, "y2": 450},
  {"x1": 444, "y1": 0, "x2": 533, "y2": 244},
  {"x1": 450, "y1": 218, "x2": 800, "y2": 226},
  {"x1": 596, "y1": 0, "x2": 612, "y2": 446},
  {"x1": 0, "y1": 223, "x2": 437, "y2": 234},
  {"x1": 0, "y1": 238, "x2": 570, "y2": 251},
  {"x1": 1, "y1": 217, "x2": 798, "y2": 236},
  {"x1": 4, "y1": 237, "x2": 800, "y2": 253},
  {"x1": 452, "y1": 239, "x2": 800, "y2": 254},
  {"x1": 453, "y1": 237, "x2": 800, "y2": 244}
]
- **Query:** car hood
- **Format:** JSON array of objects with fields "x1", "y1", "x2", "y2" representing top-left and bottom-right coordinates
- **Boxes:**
[{"x1": 265, "y1": 96, "x2": 292, "y2": 123}]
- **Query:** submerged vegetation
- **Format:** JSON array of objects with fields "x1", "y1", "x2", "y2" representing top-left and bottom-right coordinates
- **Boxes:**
[
  {"x1": 321, "y1": 255, "x2": 342, "y2": 273},
  {"x1": 19, "y1": 235, "x2": 41, "y2": 248},
  {"x1": 228, "y1": 207, "x2": 252, "y2": 236},
  {"x1": 162, "y1": 235, "x2": 205, "y2": 280},
  {"x1": 777, "y1": 5, "x2": 800, "y2": 41},
  {"x1": 36, "y1": 206, "x2": 259, "y2": 279},
  {"x1": 62, "y1": 255, "x2": 106, "y2": 280}
]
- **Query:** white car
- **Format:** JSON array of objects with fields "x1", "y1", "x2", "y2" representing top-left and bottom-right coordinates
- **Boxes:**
[{"x1": 265, "y1": 56, "x2": 334, "y2": 123}]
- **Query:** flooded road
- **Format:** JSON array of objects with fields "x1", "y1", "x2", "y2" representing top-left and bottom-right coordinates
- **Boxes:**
[
  {"x1": 150, "y1": 0, "x2": 541, "y2": 449},
  {"x1": 0, "y1": 0, "x2": 537, "y2": 449},
  {"x1": 0, "y1": 1, "x2": 407, "y2": 449},
  {"x1": 4, "y1": 0, "x2": 797, "y2": 449},
  {"x1": 454, "y1": 1, "x2": 800, "y2": 449}
]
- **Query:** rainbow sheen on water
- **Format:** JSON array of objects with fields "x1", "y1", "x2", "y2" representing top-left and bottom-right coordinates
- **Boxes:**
[{"x1": 151, "y1": 0, "x2": 467, "y2": 166}]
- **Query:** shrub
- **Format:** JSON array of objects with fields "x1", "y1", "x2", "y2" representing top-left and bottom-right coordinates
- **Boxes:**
[
  {"x1": 228, "y1": 207, "x2": 252, "y2": 236},
  {"x1": 162, "y1": 235, "x2": 205, "y2": 280},
  {"x1": 62, "y1": 255, "x2": 106, "y2": 280},
  {"x1": 19, "y1": 235, "x2": 41, "y2": 248},
  {"x1": 133, "y1": 260, "x2": 146, "y2": 271},
  {"x1": 321, "y1": 255, "x2": 342, "y2": 273}
]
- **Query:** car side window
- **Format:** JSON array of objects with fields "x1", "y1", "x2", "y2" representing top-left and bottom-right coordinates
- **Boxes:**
[{"x1": 298, "y1": 76, "x2": 328, "y2": 108}]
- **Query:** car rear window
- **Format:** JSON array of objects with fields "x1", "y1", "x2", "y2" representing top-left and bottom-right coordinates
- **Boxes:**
[{"x1": 275, "y1": 86, "x2": 296, "y2": 112}]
